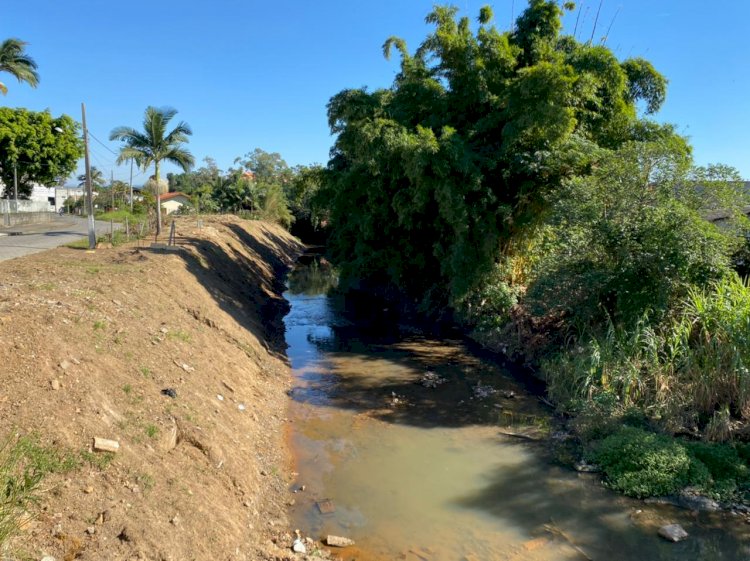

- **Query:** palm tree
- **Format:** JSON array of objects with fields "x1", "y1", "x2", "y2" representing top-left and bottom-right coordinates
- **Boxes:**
[
  {"x1": 77, "y1": 166, "x2": 105, "y2": 189},
  {"x1": 0, "y1": 38, "x2": 39, "y2": 95},
  {"x1": 109, "y1": 107, "x2": 194, "y2": 235}
]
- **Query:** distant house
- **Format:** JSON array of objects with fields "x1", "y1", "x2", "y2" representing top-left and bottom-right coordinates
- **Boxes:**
[{"x1": 159, "y1": 192, "x2": 191, "y2": 214}]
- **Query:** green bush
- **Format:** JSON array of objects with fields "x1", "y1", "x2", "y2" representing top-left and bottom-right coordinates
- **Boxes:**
[{"x1": 592, "y1": 426, "x2": 691, "y2": 498}]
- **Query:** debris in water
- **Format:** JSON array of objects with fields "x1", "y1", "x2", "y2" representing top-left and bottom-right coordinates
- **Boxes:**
[
  {"x1": 658, "y1": 524, "x2": 689, "y2": 543},
  {"x1": 316, "y1": 499, "x2": 336, "y2": 514},
  {"x1": 472, "y1": 382, "x2": 497, "y2": 399},
  {"x1": 418, "y1": 371, "x2": 447, "y2": 388},
  {"x1": 326, "y1": 535, "x2": 355, "y2": 547}
]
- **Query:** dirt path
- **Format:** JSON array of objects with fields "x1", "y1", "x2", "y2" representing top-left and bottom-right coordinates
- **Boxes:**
[{"x1": 0, "y1": 216, "x2": 310, "y2": 560}]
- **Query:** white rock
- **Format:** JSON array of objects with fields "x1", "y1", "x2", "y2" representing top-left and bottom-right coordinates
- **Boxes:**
[
  {"x1": 93, "y1": 437, "x2": 120, "y2": 453},
  {"x1": 658, "y1": 524, "x2": 688, "y2": 542},
  {"x1": 292, "y1": 538, "x2": 306, "y2": 554},
  {"x1": 326, "y1": 535, "x2": 355, "y2": 547}
]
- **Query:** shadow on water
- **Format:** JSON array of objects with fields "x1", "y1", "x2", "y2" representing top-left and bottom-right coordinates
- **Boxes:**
[{"x1": 452, "y1": 453, "x2": 750, "y2": 560}]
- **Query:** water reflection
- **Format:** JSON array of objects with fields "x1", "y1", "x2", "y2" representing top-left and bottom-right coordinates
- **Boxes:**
[{"x1": 284, "y1": 256, "x2": 750, "y2": 561}]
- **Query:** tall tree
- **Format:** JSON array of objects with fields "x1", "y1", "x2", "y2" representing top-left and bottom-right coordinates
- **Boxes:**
[
  {"x1": 77, "y1": 166, "x2": 105, "y2": 189},
  {"x1": 0, "y1": 38, "x2": 39, "y2": 95},
  {"x1": 323, "y1": 1, "x2": 672, "y2": 311},
  {"x1": 109, "y1": 106, "x2": 194, "y2": 235}
]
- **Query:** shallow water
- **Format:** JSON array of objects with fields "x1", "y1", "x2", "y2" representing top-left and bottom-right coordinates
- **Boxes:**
[{"x1": 284, "y1": 259, "x2": 750, "y2": 561}]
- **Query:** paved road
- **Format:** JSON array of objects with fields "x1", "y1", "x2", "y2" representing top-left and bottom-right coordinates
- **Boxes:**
[{"x1": 0, "y1": 216, "x2": 120, "y2": 262}]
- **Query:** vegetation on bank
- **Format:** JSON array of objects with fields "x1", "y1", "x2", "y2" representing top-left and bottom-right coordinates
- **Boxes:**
[{"x1": 312, "y1": 0, "x2": 750, "y2": 502}]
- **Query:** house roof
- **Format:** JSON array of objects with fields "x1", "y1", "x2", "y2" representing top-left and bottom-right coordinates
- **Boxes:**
[{"x1": 160, "y1": 192, "x2": 190, "y2": 202}]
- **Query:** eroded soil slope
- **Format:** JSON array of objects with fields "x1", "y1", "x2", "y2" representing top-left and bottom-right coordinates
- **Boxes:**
[{"x1": 0, "y1": 217, "x2": 305, "y2": 560}]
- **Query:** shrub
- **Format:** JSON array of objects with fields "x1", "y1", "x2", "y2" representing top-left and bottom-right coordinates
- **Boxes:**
[{"x1": 592, "y1": 426, "x2": 691, "y2": 497}]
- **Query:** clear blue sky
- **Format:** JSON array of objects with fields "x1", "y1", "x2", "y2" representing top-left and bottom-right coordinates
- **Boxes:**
[{"x1": 3, "y1": 1, "x2": 749, "y2": 184}]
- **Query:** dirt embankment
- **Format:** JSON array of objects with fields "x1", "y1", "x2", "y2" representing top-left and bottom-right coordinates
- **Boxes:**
[{"x1": 0, "y1": 217, "x2": 307, "y2": 560}]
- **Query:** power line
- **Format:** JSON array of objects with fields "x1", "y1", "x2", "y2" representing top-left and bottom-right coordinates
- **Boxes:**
[{"x1": 87, "y1": 131, "x2": 119, "y2": 156}]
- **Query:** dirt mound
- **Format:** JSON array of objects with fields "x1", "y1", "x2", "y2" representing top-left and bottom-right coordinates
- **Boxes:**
[{"x1": 0, "y1": 217, "x2": 306, "y2": 560}]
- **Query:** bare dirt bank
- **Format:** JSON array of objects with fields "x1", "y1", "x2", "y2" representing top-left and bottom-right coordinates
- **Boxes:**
[{"x1": 0, "y1": 217, "x2": 309, "y2": 560}]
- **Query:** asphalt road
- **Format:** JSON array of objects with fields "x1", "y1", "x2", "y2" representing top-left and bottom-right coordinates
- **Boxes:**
[{"x1": 0, "y1": 216, "x2": 120, "y2": 262}]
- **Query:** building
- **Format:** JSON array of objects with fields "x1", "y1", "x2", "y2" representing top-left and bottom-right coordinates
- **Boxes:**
[{"x1": 159, "y1": 192, "x2": 191, "y2": 214}]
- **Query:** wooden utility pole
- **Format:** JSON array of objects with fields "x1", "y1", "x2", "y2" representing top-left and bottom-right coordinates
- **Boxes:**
[{"x1": 81, "y1": 103, "x2": 96, "y2": 249}]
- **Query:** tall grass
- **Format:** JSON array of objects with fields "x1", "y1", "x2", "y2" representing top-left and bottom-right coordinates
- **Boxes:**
[{"x1": 544, "y1": 273, "x2": 750, "y2": 440}]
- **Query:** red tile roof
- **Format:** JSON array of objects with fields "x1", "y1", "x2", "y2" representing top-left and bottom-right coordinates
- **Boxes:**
[{"x1": 159, "y1": 192, "x2": 190, "y2": 202}]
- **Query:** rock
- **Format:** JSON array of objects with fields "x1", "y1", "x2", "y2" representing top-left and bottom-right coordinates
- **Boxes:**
[
  {"x1": 292, "y1": 538, "x2": 306, "y2": 554},
  {"x1": 50, "y1": 379, "x2": 61, "y2": 391},
  {"x1": 160, "y1": 327, "x2": 169, "y2": 334},
  {"x1": 316, "y1": 499, "x2": 335, "y2": 514},
  {"x1": 93, "y1": 437, "x2": 120, "y2": 453},
  {"x1": 326, "y1": 535, "x2": 355, "y2": 547},
  {"x1": 161, "y1": 388, "x2": 177, "y2": 399},
  {"x1": 170, "y1": 515, "x2": 180, "y2": 526},
  {"x1": 658, "y1": 524, "x2": 688, "y2": 542},
  {"x1": 40, "y1": 556, "x2": 57, "y2": 561},
  {"x1": 574, "y1": 461, "x2": 600, "y2": 473},
  {"x1": 216, "y1": 394, "x2": 224, "y2": 401},
  {"x1": 59, "y1": 360, "x2": 71, "y2": 371},
  {"x1": 86, "y1": 526, "x2": 96, "y2": 535},
  {"x1": 83, "y1": 486, "x2": 93, "y2": 494}
]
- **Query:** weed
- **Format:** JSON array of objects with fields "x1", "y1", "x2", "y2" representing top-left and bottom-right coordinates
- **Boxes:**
[
  {"x1": 122, "y1": 384, "x2": 132, "y2": 395},
  {"x1": 93, "y1": 320, "x2": 106, "y2": 331},
  {"x1": 145, "y1": 425, "x2": 159, "y2": 439},
  {"x1": 167, "y1": 329, "x2": 191, "y2": 343},
  {"x1": 79, "y1": 450, "x2": 114, "y2": 471},
  {"x1": 136, "y1": 473, "x2": 155, "y2": 493},
  {"x1": 0, "y1": 435, "x2": 81, "y2": 547},
  {"x1": 140, "y1": 366, "x2": 152, "y2": 379},
  {"x1": 591, "y1": 426, "x2": 691, "y2": 498}
]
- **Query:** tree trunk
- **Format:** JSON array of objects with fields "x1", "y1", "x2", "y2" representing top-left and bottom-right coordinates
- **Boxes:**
[{"x1": 155, "y1": 160, "x2": 162, "y2": 236}]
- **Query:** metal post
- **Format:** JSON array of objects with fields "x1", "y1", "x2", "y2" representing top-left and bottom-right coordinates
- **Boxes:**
[
  {"x1": 13, "y1": 164, "x2": 18, "y2": 213},
  {"x1": 81, "y1": 103, "x2": 96, "y2": 249}
]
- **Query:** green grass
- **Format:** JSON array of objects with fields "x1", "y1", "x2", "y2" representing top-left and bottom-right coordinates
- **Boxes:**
[
  {"x1": 95, "y1": 209, "x2": 146, "y2": 223},
  {"x1": 145, "y1": 425, "x2": 159, "y2": 439},
  {"x1": 64, "y1": 238, "x2": 91, "y2": 249},
  {"x1": 93, "y1": 320, "x2": 106, "y2": 331},
  {"x1": 0, "y1": 435, "x2": 89, "y2": 548},
  {"x1": 122, "y1": 384, "x2": 132, "y2": 395},
  {"x1": 167, "y1": 329, "x2": 191, "y2": 343}
]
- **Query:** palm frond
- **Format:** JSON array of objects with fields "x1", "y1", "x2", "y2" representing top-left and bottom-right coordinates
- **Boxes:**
[{"x1": 0, "y1": 38, "x2": 39, "y2": 92}]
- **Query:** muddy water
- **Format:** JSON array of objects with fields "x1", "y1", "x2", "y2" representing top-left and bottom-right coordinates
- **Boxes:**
[{"x1": 284, "y1": 259, "x2": 750, "y2": 561}]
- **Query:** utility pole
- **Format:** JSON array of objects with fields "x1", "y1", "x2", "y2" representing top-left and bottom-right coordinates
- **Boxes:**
[{"x1": 81, "y1": 103, "x2": 96, "y2": 249}]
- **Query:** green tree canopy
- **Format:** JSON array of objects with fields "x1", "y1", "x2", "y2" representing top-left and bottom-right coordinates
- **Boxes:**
[
  {"x1": 0, "y1": 108, "x2": 82, "y2": 197},
  {"x1": 322, "y1": 1, "x2": 675, "y2": 311}
]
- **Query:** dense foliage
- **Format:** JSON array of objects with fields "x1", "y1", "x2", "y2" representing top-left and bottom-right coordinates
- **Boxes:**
[
  {"x1": 322, "y1": 0, "x2": 670, "y2": 310},
  {"x1": 163, "y1": 148, "x2": 324, "y2": 232},
  {"x1": 0, "y1": 108, "x2": 82, "y2": 197}
]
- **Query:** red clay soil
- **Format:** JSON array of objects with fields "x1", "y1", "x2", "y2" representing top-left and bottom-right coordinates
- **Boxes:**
[{"x1": 0, "y1": 216, "x2": 328, "y2": 560}]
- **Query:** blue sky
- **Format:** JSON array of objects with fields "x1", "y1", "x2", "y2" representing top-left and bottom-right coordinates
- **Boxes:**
[{"x1": 3, "y1": 1, "x2": 749, "y2": 184}]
